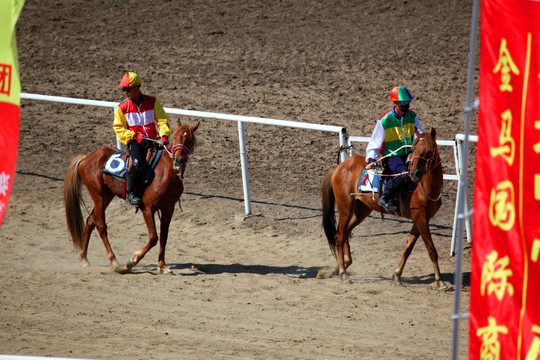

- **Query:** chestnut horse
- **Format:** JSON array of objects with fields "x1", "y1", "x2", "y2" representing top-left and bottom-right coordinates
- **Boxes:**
[
  {"x1": 321, "y1": 128, "x2": 449, "y2": 290},
  {"x1": 64, "y1": 120, "x2": 199, "y2": 274}
]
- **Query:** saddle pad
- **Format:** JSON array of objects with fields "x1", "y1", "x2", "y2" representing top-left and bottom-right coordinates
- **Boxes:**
[
  {"x1": 102, "y1": 151, "x2": 127, "y2": 178},
  {"x1": 357, "y1": 169, "x2": 381, "y2": 192}
]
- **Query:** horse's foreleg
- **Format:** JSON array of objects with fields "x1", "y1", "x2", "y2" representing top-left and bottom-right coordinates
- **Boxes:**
[
  {"x1": 156, "y1": 206, "x2": 175, "y2": 275},
  {"x1": 416, "y1": 218, "x2": 450, "y2": 291},
  {"x1": 393, "y1": 224, "x2": 420, "y2": 286},
  {"x1": 127, "y1": 209, "x2": 158, "y2": 272}
]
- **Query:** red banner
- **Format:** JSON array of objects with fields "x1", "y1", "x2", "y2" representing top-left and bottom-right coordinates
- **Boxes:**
[
  {"x1": 470, "y1": 0, "x2": 540, "y2": 359},
  {"x1": 0, "y1": 0, "x2": 24, "y2": 227}
]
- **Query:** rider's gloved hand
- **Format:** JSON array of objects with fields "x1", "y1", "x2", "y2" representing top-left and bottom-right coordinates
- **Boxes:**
[
  {"x1": 161, "y1": 136, "x2": 169, "y2": 146},
  {"x1": 135, "y1": 134, "x2": 145, "y2": 144}
]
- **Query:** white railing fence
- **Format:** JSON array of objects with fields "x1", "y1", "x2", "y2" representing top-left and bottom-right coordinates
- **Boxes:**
[
  {"x1": 20, "y1": 92, "x2": 474, "y2": 254},
  {"x1": 20, "y1": 93, "x2": 349, "y2": 216}
]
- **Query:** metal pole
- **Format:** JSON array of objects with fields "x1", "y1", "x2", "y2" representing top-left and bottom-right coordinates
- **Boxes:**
[
  {"x1": 451, "y1": 0, "x2": 480, "y2": 358},
  {"x1": 237, "y1": 121, "x2": 252, "y2": 215},
  {"x1": 339, "y1": 128, "x2": 350, "y2": 162}
]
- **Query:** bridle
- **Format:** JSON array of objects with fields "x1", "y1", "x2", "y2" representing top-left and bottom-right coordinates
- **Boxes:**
[
  {"x1": 161, "y1": 133, "x2": 195, "y2": 176},
  {"x1": 408, "y1": 138, "x2": 442, "y2": 201},
  {"x1": 408, "y1": 139, "x2": 441, "y2": 174},
  {"x1": 171, "y1": 143, "x2": 194, "y2": 159}
]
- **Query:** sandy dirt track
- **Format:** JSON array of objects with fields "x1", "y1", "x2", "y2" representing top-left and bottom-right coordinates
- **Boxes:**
[{"x1": 1, "y1": 1, "x2": 475, "y2": 359}]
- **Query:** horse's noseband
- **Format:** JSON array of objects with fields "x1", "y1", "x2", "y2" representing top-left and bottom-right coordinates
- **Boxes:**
[{"x1": 171, "y1": 143, "x2": 193, "y2": 171}]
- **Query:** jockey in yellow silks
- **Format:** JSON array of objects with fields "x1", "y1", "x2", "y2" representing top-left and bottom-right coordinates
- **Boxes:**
[{"x1": 113, "y1": 72, "x2": 170, "y2": 205}]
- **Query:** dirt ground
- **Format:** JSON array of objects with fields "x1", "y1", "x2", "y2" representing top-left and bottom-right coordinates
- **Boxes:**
[{"x1": 1, "y1": 0, "x2": 476, "y2": 359}]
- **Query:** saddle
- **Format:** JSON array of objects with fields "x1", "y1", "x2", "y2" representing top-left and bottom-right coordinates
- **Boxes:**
[
  {"x1": 102, "y1": 148, "x2": 164, "y2": 199},
  {"x1": 356, "y1": 167, "x2": 415, "y2": 216}
]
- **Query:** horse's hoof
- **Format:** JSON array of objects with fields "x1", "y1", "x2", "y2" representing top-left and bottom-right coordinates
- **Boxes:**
[
  {"x1": 113, "y1": 266, "x2": 130, "y2": 274},
  {"x1": 393, "y1": 274, "x2": 405, "y2": 287},
  {"x1": 126, "y1": 258, "x2": 136, "y2": 270},
  {"x1": 158, "y1": 267, "x2": 175, "y2": 275},
  {"x1": 111, "y1": 263, "x2": 130, "y2": 274},
  {"x1": 439, "y1": 284, "x2": 454, "y2": 292}
]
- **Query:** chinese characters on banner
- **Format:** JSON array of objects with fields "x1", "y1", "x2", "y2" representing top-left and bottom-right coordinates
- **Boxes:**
[
  {"x1": 0, "y1": 0, "x2": 24, "y2": 228},
  {"x1": 469, "y1": 0, "x2": 540, "y2": 359}
]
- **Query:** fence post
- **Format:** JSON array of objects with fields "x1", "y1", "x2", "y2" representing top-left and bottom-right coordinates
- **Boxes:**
[
  {"x1": 237, "y1": 121, "x2": 252, "y2": 215},
  {"x1": 339, "y1": 128, "x2": 350, "y2": 162}
]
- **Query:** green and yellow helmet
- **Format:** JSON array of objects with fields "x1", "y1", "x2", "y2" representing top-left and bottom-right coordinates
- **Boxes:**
[{"x1": 389, "y1": 86, "x2": 413, "y2": 103}]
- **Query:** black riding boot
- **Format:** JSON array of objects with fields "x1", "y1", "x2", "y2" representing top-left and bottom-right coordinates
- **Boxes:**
[
  {"x1": 378, "y1": 175, "x2": 408, "y2": 212},
  {"x1": 125, "y1": 173, "x2": 142, "y2": 205}
]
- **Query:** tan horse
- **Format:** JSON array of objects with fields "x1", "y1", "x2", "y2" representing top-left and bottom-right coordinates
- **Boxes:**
[
  {"x1": 64, "y1": 120, "x2": 199, "y2": 274},
  {"x1": 321, "y1": 128, "x2": 449, "y2": 290}
]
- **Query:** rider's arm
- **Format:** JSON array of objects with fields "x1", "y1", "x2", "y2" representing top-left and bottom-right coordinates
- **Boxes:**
[
  {"x1": 154, "y1": 99, "x2": 171, "y2": 138},
  {"x1": 366, "y1": 120, "x2": 385, "y2": 161},
  {"x1": 414, "y1": 114, "x2": 423, "y2": 134},
  {"x1": 113, "y1": 107, "x2": 136, "y2": 145}
]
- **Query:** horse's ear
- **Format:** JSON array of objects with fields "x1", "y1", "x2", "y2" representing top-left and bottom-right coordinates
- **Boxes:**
[
  {"x1": 431, "y1": 127, "x2": 436, "y2": 141},
  {"x1": 192, "y1": 121, "x2": 200, "y2": 132},
  {"x1": 177, "y1": 119, "x2": 182, "y2": 128}
]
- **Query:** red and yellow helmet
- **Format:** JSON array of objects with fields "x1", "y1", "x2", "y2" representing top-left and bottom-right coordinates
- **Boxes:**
[
  {"x1": 119, "y1": 72, "x2": 141, "y2": 88},
  {"x1": 389, "y1": 86, "x2": 413, "y2": 103}
]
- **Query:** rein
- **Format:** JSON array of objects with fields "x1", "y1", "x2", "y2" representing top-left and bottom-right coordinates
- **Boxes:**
[
  {"x1": 411, "y1": 144, "x2": 443, "y2": 202},
  {"x1": 145, "y1": 138, "x2": 193, "y2": 159},
  {"x1": 146, "y1": 137, "x2": 194, "y2": 177},
  {"x1": 367, "y1": 140, "x2": 443, "y2": 202},
  {"x1": 366, "y1": 144, "x2": 412, "y2": 177}
]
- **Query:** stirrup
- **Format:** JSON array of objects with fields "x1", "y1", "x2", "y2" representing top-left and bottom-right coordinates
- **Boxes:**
[
  {"x1": 378, "y1": 196, "x2": 398, "y2": 212},
  {"x1": 126, "y1": 193, "x2": 142, "y2": 205}
]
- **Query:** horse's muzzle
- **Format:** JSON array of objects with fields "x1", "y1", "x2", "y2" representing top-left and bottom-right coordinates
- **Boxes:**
[
  {"x1": 409, "y1": 168, "x2": 424, "y2": 182},
  {"x1": 173, "y1": 157, "x2": 185, "y2": 171}
]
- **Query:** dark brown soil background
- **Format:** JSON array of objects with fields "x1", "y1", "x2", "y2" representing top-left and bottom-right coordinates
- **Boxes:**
[{"x1": 1, "y1": 0, "x2": 477, "y2": 359}]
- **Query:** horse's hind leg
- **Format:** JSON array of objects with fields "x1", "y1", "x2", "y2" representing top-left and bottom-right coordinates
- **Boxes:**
[
  {"x1": 393, "y1": 224, "x2": 420, "y2": 287},
  {"x1": 87, "y1": 192, "x2": 127, "y2": 273},
  {"x1": 79, "y1": 212, "x2": 96, "y2": 267},
  {"x1": 335, "y1": 212, "x2": 366, "y2": 282},
  {"x1": 342, "y1": 202, "x2": 372, "y2": 273}
]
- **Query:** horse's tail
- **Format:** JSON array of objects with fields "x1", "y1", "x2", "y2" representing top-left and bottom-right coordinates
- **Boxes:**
[
  {"x1": 321, "y1": 165, "x2": 338, "y2": 257},
  {"x1": 64, "y1": 155, "x2": 87, "y2": 251}
]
